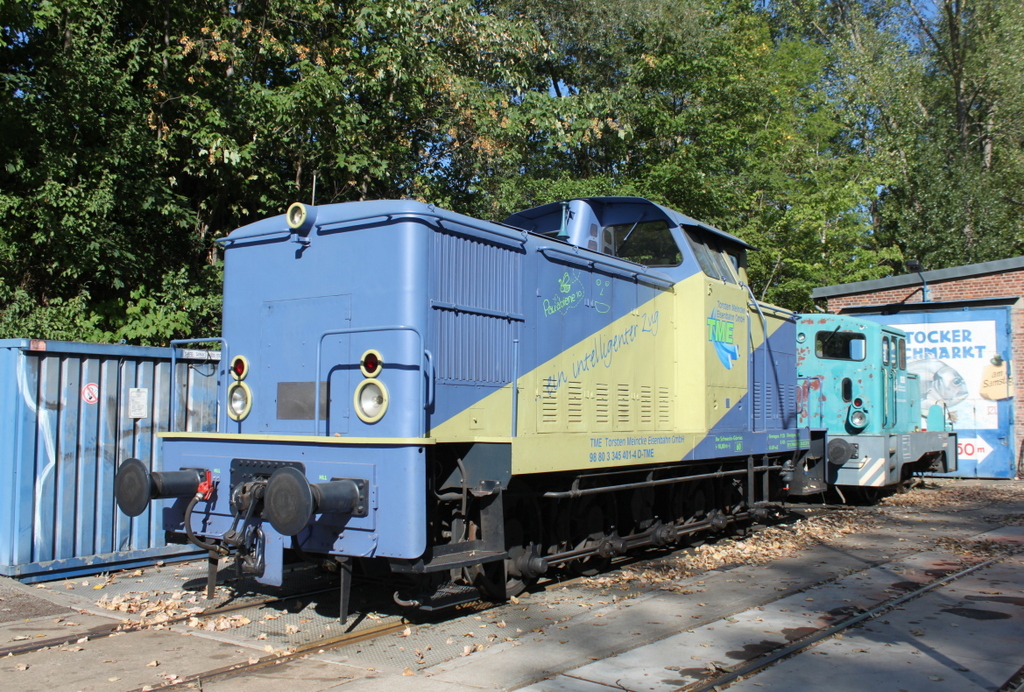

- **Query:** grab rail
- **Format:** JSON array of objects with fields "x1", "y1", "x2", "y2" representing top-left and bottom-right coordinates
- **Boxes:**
[
  {"x1": 797, "y1": 375, "x2": 825, "y2": 428},
  {"x1": 315, "y1": 325, "x2": 432, "y2": 437},
  {"x1": 169, "y1": 338, "x2": 227, "y2": 433}
]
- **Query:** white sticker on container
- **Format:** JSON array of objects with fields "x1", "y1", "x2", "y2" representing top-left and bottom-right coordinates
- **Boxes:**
[
  {"x1": 181, "y1": 349, "x2": 221, "y2": 360},
  {"x1": 128, "y1": 388, "x2": 149, "y2": 419}
]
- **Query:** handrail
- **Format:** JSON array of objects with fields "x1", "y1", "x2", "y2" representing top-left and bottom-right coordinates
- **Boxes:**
[
  {"x1": 538, "y1": 246, "x2": 677, "y2": 288},
  {"x1": 538, "y1": 245, "x2": 593, "y2": 270},
  {"x1": 511, "y1": 337, "x2": 520, "y2": 437},
  {"x1": 219, "y1": 209, "x2": 529, "y2": 249},
  {"x1": 797, "y1": 375, "x2": 825, "y2": 428},
  {"x1": 169, "y1": 338, "x2": 227, "y2": 433},
  {"x1": 314, "y1": 326, "x2": 432, "y2": 437},
  {"x1": 215, "y1": 228, "x2": 291, "y2": 246},
  {"x1": 319, "y1": 211, "x2": 528, "y2": 246},
  {"x1": 423, "y1": 349, "x2": 435, "y2": 409}
]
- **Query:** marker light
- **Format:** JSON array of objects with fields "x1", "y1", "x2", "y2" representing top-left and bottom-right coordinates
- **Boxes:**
[
  {"x1": 230, "y1": 355, "x2": 249, "y2": 380},
  {"x1": 360, "y1": 349, "x2": 383, "y2": 378},
  {"x1": 354, "y1": 379, "x2": 388, "y2": 423},
  {"x1": 287, "y1": 202, "x2": 308, "y2": 229},
  {"x1": 227, "y1": 382, "x2": 252, "y2": 421},
  {"x1": 285, "y1": 202, "x2": 318, "y2": 235},
  {"x1": 849, "y1": 409, "x2": 867, "y2": 428}
]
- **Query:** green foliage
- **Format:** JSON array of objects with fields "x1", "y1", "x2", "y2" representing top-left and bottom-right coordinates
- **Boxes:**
[
  {"x1": 778, "y1": 0, "x2": 1024, "y2": 273},
  {"x1": 0, "y1": 285, "x2": 101, "y2": 342},
  {"x1": 97, "y1": 264, "x2": 223, "y2": 346},
  {"x1": 2, "y1": 0, "x2": 1022, "y2": 331}
]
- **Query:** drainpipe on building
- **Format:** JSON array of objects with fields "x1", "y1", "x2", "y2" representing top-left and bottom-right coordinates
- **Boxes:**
[{"x1": 906, "y1": 259, "x2": 931, "y2": 302}]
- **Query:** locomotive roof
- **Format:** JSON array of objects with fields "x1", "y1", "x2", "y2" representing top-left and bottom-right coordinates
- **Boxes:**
[
  {"x1": 502, "y1": 197, "x2": 756, "y2": 251},
  {"x1": 800, "y1": 312, "x2": 908, "y2": 337},
  {"x1": 221, "y1": 197, "x2": 755, "y2": 255},
  {"x1": 222, "y1": 199, "x2": 520, "y2": 245}
]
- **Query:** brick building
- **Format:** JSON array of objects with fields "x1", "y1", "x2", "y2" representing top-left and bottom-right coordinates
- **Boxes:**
[{"x1": 812, "y1": 257, "x2": 1024, "y2": 478}]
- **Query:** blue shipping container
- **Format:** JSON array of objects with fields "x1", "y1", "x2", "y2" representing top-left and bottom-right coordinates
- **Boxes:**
[{"x1": 0, "y1": 339, "x2": 221, "y2": 582}]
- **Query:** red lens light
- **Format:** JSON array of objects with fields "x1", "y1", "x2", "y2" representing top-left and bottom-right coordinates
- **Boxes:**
[
  {"x1": 232, "y1": 358, "x2": 246, "y2": 377},
  {"x1": 363, "y1": 353, "x2": 379, "y2": 373},
  {"x1": 853, "y1": 398, "x2": 863, "y2": 407}
]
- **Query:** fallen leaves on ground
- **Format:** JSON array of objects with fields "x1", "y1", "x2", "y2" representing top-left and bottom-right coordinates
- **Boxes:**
[
  {"x1": 187, "y1": 614, "x2": 253, "y2": 632},
  {"x1": 94, "y1": 591, "x2": 203, "y2": 625},
  {"x1": 93, "y1": 589, "x2": 267, "y2": 632},
  {"x1": 881, "y1": 482, "x2": 1024, "y2": 510},
  {"x1": 588, "y1": 511, "x2": 879, "y2": 589},
  {"x1": 584, "y1": 482, "x2": 1024, "y2": 590},
  {"x1": 933, "y1": 536, "x2": 1021, "y2": 557}
]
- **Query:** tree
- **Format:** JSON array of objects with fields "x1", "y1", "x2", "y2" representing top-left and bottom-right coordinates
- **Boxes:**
[
  {"x1": 781, "y1": 0, "x2": 1024, "y2": 271},
  {"x1": 484, "y1": 0, "x2": 897, "y2": 309},
  {"x1": 0, "y1": 0, "x2": 547, "y2": 342}
]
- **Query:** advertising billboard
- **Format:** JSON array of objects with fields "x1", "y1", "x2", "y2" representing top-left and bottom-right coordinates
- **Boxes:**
[{"x1": 862, "y1": 307, "x2": 1015, "y2": 478}]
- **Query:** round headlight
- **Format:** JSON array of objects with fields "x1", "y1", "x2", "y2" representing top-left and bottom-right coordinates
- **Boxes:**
[
  {"x1": 850, "y1": 409, "x2": 867, "y2": 428},
  {"x1": 227, "y1": 382, "x2": 252, "y2": 421},
  {"x1": 354, "y1": 379, "x2": 388, "y2": 423}
]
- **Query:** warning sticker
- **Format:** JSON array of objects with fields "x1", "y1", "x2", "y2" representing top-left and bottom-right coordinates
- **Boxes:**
[{"x1": 81, "y1": 383, "x2": 99, "y2": 405}]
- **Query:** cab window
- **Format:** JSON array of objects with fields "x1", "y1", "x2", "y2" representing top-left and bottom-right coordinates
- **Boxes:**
[
  {"x1": 684, "y1": 227, "x2": 737, "y2": 283},
  {"x1": 603, "y1": 220, "x2": 681, "y2": 267},
  {"x1": 882, "y1": 336, "x2": 890, "y2": 365},
  {"x1": 816, "y1": 331, "x2": 866, "y2": 361}
]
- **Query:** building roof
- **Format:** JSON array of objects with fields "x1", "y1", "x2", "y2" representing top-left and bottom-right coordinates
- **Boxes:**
[{"x1": 811, "y1": 256, "x2": 1024, "y2": 300}]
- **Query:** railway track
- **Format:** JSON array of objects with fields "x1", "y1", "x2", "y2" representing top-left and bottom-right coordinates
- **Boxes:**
[
  {"x1": 1, "y1": 505, "x2": 819, "y2": 658},
  {"x1": 4, "y1": 480, "x2": 1020, "y2": 692},
  {"x1": 119, "y1": 619, "x2": 412, "y2": 692},
  {"x1": 0, "y1": 507, "x2": 810, "y2": 690},
  {"x1": 682, "y1": 550, "x2": 1019, "y2": 692}
]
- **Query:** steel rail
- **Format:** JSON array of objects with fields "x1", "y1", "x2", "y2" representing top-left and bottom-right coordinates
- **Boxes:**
[
  {"x1": 115, "y1": 522, "x2": 775, "y2": 692},
  {"x1": 121, "y1": 620, "x2": 412, "y2": 691}
]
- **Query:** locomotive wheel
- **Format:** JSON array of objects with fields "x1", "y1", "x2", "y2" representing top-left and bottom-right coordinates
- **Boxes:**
[
  {"x1": 471, "y1": 502, "x2": 541, "y2": 600},
  {"x1": 671, "y1": 480, "x2": 710, "y2": 544},
  {"x1": 627, "y1": 487, "x2": 656, "y2": 535},
  {"x1": 668, "y1": 483, "x2": 687, "y2": 525},
  {"x1": 896, "y1": 466, "x2": 916, "y2": 494},
  {"x1": 568, "y1": 500, "x2": 612, "y2": 577},
  {"x1": 472, "y1": 560, "x2": 523, "y2": 600}
]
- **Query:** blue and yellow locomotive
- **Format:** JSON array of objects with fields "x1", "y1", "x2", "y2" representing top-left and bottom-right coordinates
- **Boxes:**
[
  {"x1": 115, "y1": 196, "x2": 831, "y2": 615},
  {"x1": 796, "y1": 314, "x2": 957, "y2": 500}
]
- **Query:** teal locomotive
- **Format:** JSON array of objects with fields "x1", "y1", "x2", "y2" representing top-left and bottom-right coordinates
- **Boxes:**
[{"x1": 796, "y1": 313, "x2": 957, "y2": 500}]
